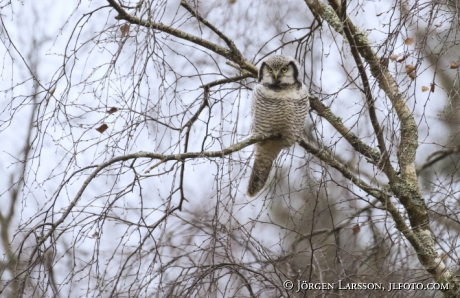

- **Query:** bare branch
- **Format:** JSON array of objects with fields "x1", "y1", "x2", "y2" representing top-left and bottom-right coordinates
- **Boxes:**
[
  {"x1": 417, "y1": 146, "x2": 460, "y2": 174},
  {"x1": 336, "y1": 0, "x2": 395, "y2": 179},
  {"x1": 106, "y1": 0, "x2": 258, "y2": 75},
  {"x1": 200, "y1": 74, "x2": 253, "y2": 89},
  {"x1": 303, "y1": 0, "x2": 460, "y2": 294},
  {"x1": 308, "y1": 94, "x2": 381, "y2": 165}
]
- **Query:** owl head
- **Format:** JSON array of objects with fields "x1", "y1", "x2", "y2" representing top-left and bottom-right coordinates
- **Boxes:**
[{"x1": 258, "y1": 55, "x2": 301, "y2": 88}]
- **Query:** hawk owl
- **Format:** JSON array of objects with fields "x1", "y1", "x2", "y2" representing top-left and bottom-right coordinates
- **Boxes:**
[{"x1": 247, "y1": 55, "x2": 309, "y2": 197}]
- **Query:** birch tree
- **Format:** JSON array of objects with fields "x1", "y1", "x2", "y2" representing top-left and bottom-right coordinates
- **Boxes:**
[{"x1": 1, "y1": 0, "x2": 460, "y2": 297}]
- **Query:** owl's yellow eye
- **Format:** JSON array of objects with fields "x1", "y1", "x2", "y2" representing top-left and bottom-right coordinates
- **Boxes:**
[
  {"x1": 281, "y1": 67, "x2": 288, "y2": 73},
  {"x1": 267, "y1": 67, "x2": 273, "y2": 73}
]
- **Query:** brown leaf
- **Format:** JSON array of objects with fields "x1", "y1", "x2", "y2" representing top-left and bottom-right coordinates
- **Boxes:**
[
  {"x1": 408, "y1": 72, "x2": 416, "y2": 80},
  {"x1": 397, "y1": 54, "x2": 408, "y2": 63},
  {"x1": 352, "y1": 224, "x2": 361, "y2": 235},
  {"x1": 430, "y1": 83, "x2": 435, "y2": 92},
  {"x1": 92, "y1": 232, "x2": 99, "y2": 238},
  {"x1": 107, "y1": 107, "x2": 118, "y2": 114},
  {"x1": 404, "y1": 37, "x2": 414, "y2": 45},
  {"x1": 421, "y1": 86, "x2": 429, "y2": 92},
  {"x1": 96, "y1": 124, "x2": 108, "y2": 133},
  {"x1": 120, "y1": 24, "x2": 130, "y2": 37},
  {"x1": 450, "y1": 62, "x2": 459, "y2": 69},
  {"x1": 405, "y1": 64, "x2": 415, "y2": 74},
  {"x1": 435, "y1": 23, "x2": 442, "y2": 27},
  {"x1": 389, "y1": 54, "x2": 399, "y2": 61}
]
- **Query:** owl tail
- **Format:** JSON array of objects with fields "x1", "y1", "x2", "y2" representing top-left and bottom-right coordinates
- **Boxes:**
[{"x1": 247, "y1": 141, "x2": 284, "y2": 197}]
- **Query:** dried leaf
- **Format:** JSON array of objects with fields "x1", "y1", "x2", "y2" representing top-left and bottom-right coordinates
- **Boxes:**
[
  {"x1": 92, "y1": 232, "x2": 99, "y2": 238},
  {"x1": 450, "y1": 62, "x2": 459, "y2": 69},
  {"x1": 404, "y1": 37, "x2": 414, "y2": 45},
  {"x1": 120, "y1": 24, "x2": 130, "y2": 37},
  {"x1": 435, "y1": 23, "x2": 442, "y2": 28},
  {"x1": 397, "y1": 54, "x2": 408, "y2": 63},
  {"x1": 352, "y1": 224, "x2": 361, "y2": 235},
  {"x1": 96, "y1": 124, "x2": 108, "y2": 133},
  {"x1": 421, "y1": 86, "x2": 429, "y2": 92},
  {"x1": 430, "y1": 83, "x2": 435, "y2": 92},
  {"x1": 389, "y1": 54, "x2": 399, "y2": 61},
  {"x1": 107, "y1": 107, "x2": 118, "y2": 114},
  {"x1": 405, "y1": 64, "x2": 415, "y2": 74},
  {"x1": 408, "y1": 72, "x2": 416, "y2": 80}
]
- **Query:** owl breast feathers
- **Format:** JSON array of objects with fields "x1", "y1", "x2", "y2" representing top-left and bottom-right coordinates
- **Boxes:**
[{"x1": 247, "y1": 55, "x2": 309, "y2": 197}]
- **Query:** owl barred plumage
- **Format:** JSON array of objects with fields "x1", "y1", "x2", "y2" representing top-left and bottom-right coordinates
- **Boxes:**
[{"x1": 247, "y1": 55, "x2": 309, "y2": 197}]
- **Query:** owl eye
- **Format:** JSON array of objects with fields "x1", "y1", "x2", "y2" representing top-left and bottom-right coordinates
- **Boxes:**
[
  {"x1": 281, "y1": 67, "x2": 288, "y2": 73},
  {"x1": 267, "y1": 67, "x2": 273, "y2": 73}
]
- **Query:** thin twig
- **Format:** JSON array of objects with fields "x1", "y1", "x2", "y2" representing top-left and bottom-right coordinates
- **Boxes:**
[
  {"x1": 417, "y1": 146, "x2": 460, "y2": 174},
  {"x1": 106, "y1": 0, "x2": 257, "y2": 75},
  {"x1": 200, "y1": 74, "x2": 253, "y2": 89},
  {"x1": 22, "y1": 132, "x2": 282, "y2": 280},
  {"x1": 308, "y1": 94, "x2": 381, "y2": 164},
  {"x1": 298, "y1": 139, "x2": 417, "y2": 244},
  {"x1": 335, "y1": 0, "x2": 396, "y2": 181}
]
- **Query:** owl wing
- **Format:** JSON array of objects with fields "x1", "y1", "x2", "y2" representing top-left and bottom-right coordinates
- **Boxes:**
[{"x1": 294, "y1": 84, "x2": 310, "y2": 141}]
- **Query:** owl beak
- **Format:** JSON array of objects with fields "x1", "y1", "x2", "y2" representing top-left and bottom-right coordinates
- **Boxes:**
[{"x1": 272, "y1": 72, "x2": 281, "y2": 85}]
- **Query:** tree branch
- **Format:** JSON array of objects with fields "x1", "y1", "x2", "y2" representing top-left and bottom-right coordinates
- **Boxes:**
[
  {"x1": 180, "y1": 0, "x2": 235, "y2": 51},
  {"x1": 200, "y1": 74, "x2": 253, "y2": 89},
  {"x1": 298, "y1": 139, "x2": 418, "y2": 246},
  {"x1": 336, "y1": 0, "x2": 396, "y2": 180},
  {"x1": 417, "y1": 146, "x2": 460, "y2": 174},
  {"x1": 106, "y1": 0, "x2": 257, "y2": 75},
  {"x1": 308, "y1": 94, "x2": 382, "y2": 165},
  {"x1": 21, "y1": 132, "x2": 281, "y2": 281},
  {"x1": 302, "y1": 1, "x2": 460, "y2": 295}
]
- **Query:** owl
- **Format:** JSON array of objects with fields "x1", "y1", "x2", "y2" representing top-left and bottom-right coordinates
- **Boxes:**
[{"x1": 247, "y1": 55, "x2": 309, "y2": 197}]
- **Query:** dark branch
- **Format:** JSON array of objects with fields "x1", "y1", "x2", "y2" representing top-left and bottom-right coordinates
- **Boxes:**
[
  {"x1": 106, "y1": 0, "x2": 258, "y2": 75},
  {"x1": 308, "y1": 94, "x2": 381, "y2": 165},
  {"x1": 334, "y1": 0, "x2": 396, "y2": 181},
  {"x1": 297, "y1": 139, "x2": 418, "y2": 246},
  {"x1": 417, "y1": 146, "x2": 460, "y2": 174},
  {"x1": 26, "y1": 133, "x2": 281, "y2": 266},
  {"x1": 200, "y1": 74, "x2": 254, "y2": 89}
]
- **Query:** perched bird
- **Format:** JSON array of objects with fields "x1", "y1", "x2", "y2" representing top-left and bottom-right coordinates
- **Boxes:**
[{"x1": 247, "y1": 55, "x2": 309, "y2": 197}]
